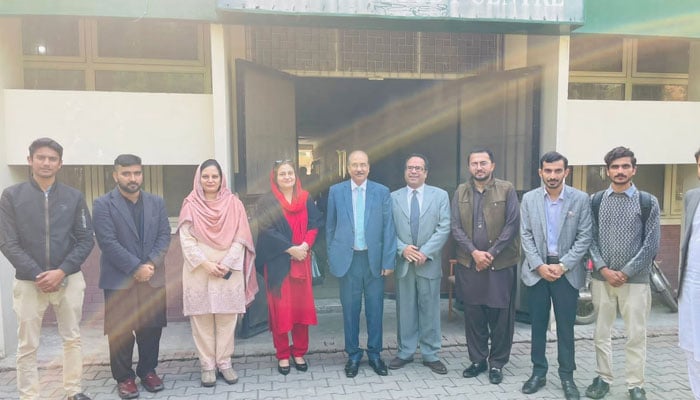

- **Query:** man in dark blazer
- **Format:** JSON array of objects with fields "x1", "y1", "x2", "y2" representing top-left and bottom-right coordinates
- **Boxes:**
[
  {"x1": 520, "y1": 151, "x2": 592, "y2": 400},
  {"x1": 389, "y1": 154, "x2": 450, "y2": 374},
  {"x1": 326, "y1": 150, "x2": 397, "y2": 378},
  {"x1": 93, "y1": 154, "x2": 171, "y2": 399}
]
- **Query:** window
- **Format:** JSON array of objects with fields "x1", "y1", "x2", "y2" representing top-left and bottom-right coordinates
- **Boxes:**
[
  {"x1": 568, "y1": 83, "x2": 624, "y2": 100},
  {"x1": 570, "y1": 35, "x2": 624, "y2": 73},
  {"x1": 96, "y1": 20, "x2": 201, "y2": 61},
  {"x1": 163, "y1": 165, "x2": 197, "y2": 217},
  {"x1": 22, "y1": 16, "x2": 82, "y2": 58}
]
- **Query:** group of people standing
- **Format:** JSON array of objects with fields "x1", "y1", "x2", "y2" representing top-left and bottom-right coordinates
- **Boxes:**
[{"x1": 1, "y1": 137, "x2": 697, "y2": 400}]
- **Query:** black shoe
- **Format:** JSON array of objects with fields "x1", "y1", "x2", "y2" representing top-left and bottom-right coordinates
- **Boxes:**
[
  {"x1": 522, "y1": 375, "x2": 547, "y2": 394},
  {"x1": 293, "y1": 357, "x2": 308, "y2": 372},
  {"x1": 585, "y1": 376, "x2": 610, "y2": 399},
  {"x1": 628, "y1": 387, "x2": 647, "y2": 400},
  {"x1": 388, "y1": 357, "x2": 413, "y2": 370},
  {"x1": 423, "y1": 360, "x2": 448, "y2": 375},
  {"x1": 345, "y1": 359, "x2": 360, "y2": 378},
  {"x1": 277, "y1": 360, "x2": 291, "y2": 376},
  {"x1": 488, "y1": 367, "x2": 503, "y2": 384},
  {"x1": 368, "y1": 358, "x2": 388, "y2": 376},
  {"x1": 462, "y1": 360, "x2": 487, "y2": 378},
  {"x1": 562, "y1": 379, "x2": 580, "y2": 400},
  {"x1": 67, "y1": 394, "x2": 92, "y2": 400}
]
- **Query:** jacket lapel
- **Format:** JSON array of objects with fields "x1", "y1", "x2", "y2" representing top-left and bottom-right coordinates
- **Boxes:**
[
  {"x1": 397, "y1": 187, "x2": 410, "y2": 218},
  {"x1": 421, "y1": 186, "x2": 434, "y2": 218}
]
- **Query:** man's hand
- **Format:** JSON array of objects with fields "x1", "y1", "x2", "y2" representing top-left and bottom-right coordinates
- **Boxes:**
[
  {"x1": 471, "y1": 250, "x2": 493, "y2": 271},
  {"x1": 134, "y1": 264, "x2": 155, "y2": 282},
  {"x1": 402, "y1": 245, "x2": 428, "y2": 265},
  {"x1": 35, "y1": 269, "x2": 66, "y2": 293},
  {"x1": 381, "y1": 269, "x2": 394, "y2": 277},
  {"x1": 600, "y1": 267, "x2": 626, "y2": 287},
  {"x1": 536, "y1": 264, "x2": 562, "y2": 282},
  {"x1": 287, "y1": 246, "x2": 308, "y2": 261}
]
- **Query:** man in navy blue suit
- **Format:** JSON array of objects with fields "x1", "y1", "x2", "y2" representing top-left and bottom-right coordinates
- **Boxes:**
[{"x1": 326, "y1": 150, "x2": 397, "y2": 378}]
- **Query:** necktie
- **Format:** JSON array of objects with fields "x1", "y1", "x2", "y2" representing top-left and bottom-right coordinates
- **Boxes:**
[
  {"x1": 355, "y1": 187, "x2": 366, "y2": 249},
  {"x1": 410, "y1": 189, "x2": 420, "y2": 245}
]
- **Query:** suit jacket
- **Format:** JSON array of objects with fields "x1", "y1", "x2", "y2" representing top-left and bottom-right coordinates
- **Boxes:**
[
  {"x1": 326, "y1": 179, "x2": 396, "y2": 278},
  {"x1": 520, "y1": 185, "x2": 592, "y2": 289},
  {"x1": 679, "y1": 187, "x2": 700, "y2": 298},
  {"x1": 391, "y1": 185, "x2": 451, "y2": 279},
  {"x1": 93, "y1": 187, "x2": 171, "y2": 290}
]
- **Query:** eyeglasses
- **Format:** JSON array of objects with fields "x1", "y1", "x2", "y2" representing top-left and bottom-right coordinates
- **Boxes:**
[
  {"x1": 273, "y1": 159, "x2": 293, "y2": 167},
  {"x1": 405, "y1": 166, "x2": 425, "y2": 172}
]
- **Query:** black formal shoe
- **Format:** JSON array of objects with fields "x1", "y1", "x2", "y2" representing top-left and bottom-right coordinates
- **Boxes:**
[
  {"x1": 522, "y1": 375, "x2": 547, "y2": 394},
  {"x1": 488, "y1": 367, "x2": 503, "y2": 384},
  {"x1": 368, "y1": 358, "x2": 389, "y2": 376},
  {"x1": 388, "y1": 356, "x2": 413, "y2": 370},
  {"x1": 67, "y1": 393, "x2": 92, "y2": 400},
  {"x1": 345, "y1": 359, "x2": 360, "y2": 378},
  {"x1": 423, "y1": 360, "x2": 448, "y2": 375},
  {"x1": 628, "y1": 387, "x2": 647, "y2": 400},
  {"x1": 562, "y1": 379, "x2": 580, "y2": 400},
  {"x1": 277, "y1": 360, "x2": 291, "y2": 376},
  {"x1": 585, "y1": 376, "x2": 610, "y2": 399},
  {"x1": 293, "y1": 357, "x2": 308, "y2": 372},
  {"x1": 462, "y1": 360, "x2": 487, "y2": 378}
]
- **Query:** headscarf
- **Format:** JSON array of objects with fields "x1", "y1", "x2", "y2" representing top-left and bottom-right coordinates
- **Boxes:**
[{"x1": 177, "y1": 163, "x2": 258, "y2": 304}]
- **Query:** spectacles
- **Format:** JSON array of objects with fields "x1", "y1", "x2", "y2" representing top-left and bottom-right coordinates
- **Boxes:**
[
  {"x1": 405, "y1": 166, "x2": 425, "y2": 172},
  {"x1": 273, "y1": 159, "x2": 293, "y2": 167}
]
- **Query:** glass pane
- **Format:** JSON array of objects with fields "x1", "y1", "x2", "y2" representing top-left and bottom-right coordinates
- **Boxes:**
[
  {"x1": 568, "y1": 83, "x2": 624, "y2": 100},
  {"x1": 95, "y1": 70, "x2": 207, "y2": 94},
  {"x1": 585, "y1": 164, "x2": 665, "y2": 210},
  {"x1": 570, "y1": 35, "x2": 624, "y2": 72},
  {"x1": 57, "y1": 166, "x2": 85, "y2": 193},
  {"x1": 631, "y1": 84, "x2": 687, "y2": 101},
  {"x1": 22, "y1": 16, "x2": 80, "y2": 57},
  {"x1": 97, "y1": 20, "x2": 200, "y2": 61},
  {"x1": 636, "y1": 38, "x2": 689, "y2": 74},
  {"x1": 24, "y1": 69, "x2": 85, "y2": 90},
  {"x1": 163, "y1": 165, "x2": 197, "y2": 217}
]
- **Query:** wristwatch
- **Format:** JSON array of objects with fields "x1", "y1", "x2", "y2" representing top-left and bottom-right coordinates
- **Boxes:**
[{"x1": 559, "y1": 263, "x2": 568, "y2": 273}]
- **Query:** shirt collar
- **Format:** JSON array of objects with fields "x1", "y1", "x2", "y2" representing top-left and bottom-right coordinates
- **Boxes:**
[
  {"x1": 543, "y1": 184, "x2": 566, "y2": 201},
  {"x1": 407, "y1": 184, "x2": 425, "y2": 195},
  {"x1": 351, "y1": 180, "x2": 367, "y2": 191},
  {"x1": 604, "y1": 183, "x2": 637, "y2": 198}
]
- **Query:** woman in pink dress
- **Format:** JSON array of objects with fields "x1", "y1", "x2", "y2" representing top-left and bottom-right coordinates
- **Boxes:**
[
  {"x1": 255, "y1": 160, "x2": 323, "y2": 375},
  {"x1": 177, "y1": 159, "x2": 258, "y2": 387}
]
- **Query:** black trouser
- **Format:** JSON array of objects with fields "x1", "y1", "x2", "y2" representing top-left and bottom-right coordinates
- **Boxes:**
[
  {"x1": 463, "y1": 300, "x2": 515, "y2": 369},
  {"x1": 528, "y1": 276, "x2": 579, "y2": 380},
  {"x1": 108, "y1": 327, "x2": 162, "y2": 382}
]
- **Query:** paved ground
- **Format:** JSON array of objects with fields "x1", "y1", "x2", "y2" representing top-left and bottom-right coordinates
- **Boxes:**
[{"x1": 0, "y1": 298, "x2": 690, "y2": 399}]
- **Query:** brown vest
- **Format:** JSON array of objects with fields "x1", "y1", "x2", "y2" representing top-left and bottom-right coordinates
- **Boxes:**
[{"x1": 454, "y1": 178, "x2": 520, "y2": 270}]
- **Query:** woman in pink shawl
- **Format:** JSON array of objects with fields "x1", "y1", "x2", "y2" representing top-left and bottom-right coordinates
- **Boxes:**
[{"x1": 177, "y1": 159, "x2": 258, "y2": 387}]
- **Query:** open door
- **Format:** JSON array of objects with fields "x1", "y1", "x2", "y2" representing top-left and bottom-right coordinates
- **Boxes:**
[{"x1": 235, "y1": 59, "x2": 297, "y2": 195}]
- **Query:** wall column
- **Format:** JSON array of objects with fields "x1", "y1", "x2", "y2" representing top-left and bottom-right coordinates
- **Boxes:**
[
  {"x1": 688, "y1": 42, "x2": 700, "y2": 101},
  {"x1": 210, "y1": 24, "x2": 232, "y2": 178}
]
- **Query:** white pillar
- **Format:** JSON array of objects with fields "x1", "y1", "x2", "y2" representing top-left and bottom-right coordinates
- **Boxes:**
[{"x1": 210, "y1": 24, "x2": 232, "y2": 179}]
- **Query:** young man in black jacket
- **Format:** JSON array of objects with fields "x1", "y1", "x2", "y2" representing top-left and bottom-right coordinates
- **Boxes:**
[{"x1": 0, "y1": 137, "x2": 94, "y2": 400}]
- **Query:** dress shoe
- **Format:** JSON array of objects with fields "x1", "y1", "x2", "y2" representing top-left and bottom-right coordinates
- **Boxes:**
[
  {"x1": 628, "y1": 387, "x2": 647, "y2": 400},
  {"x1": 562, "y1": 379, "x2": 580, "y2": 400},
  {"x1": 388, "y1": 356, "x2": 413, "y2": 370},
  {"x1": 117, "y1": 378, "x2": 139, "y2": 399},
  {"x1": 585, "y1": 376, "x2": 610, "y2": 399},
  {"x1": 219, "y1": 368, "x2": 238, "y2": 384},
  {"x1": 201, "y1": 370, "x2": 216, "y2": 387},
  {"x1": 67, "y1": 393, "x2": 92, "y2": 400},
  {"x1": 293, "y1": 357, "x2": 308, "y2": 372},
  {"x1": 423, "y1": 360, "x2": 448, "y2": 375},
  {"x1": 522, "y1": 375, "x2": 547, "y2": 394},
  {"x1": 462, "y1": 360, "x2": 487, "y2": 378},
  {"x1": 345, "y1": 359, "x2": 360, "y2": 378},
  {"x1": 140, "y1": 372, "x2": 164, "y2": 393},
  {"x1": 488, "y1": 367, "x2": 503, "y2": 384},
  {"x1": 368, "y1": 358, "x2": 389, "y2": 376},
  {"x1": 278, "y1": 360, "x2": 291, "y2": 376}
]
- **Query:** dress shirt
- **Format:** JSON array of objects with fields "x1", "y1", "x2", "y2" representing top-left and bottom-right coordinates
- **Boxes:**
[
  {"x1": 544, "y1": 189, "x2": 565, "y2": 257},
  {"x1": 406, "y1": 184, "x2": 424, "y2": 212}
]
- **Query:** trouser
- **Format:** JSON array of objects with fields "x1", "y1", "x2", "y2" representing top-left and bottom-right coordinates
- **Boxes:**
[
  {"x1": 272, "y1": 323, "x2": 309, "y2": 360},
  {"x1": 528, "y1": 277, "x2": 579, "y2": 380},
  {"x1": 395, "y1": 266, "x2": 441, "y2": 362},
  {"x1": 108, "y1": 327, "x2": 162, "y2": 382},
  {"x1": 591, "y1": 280, "x2": 651, "y2": 388},
  {"x1": 463, "y1": 300, "x2": 515, "y2": 369},
  {"x1": 685, "y1": 350, "x2": 700, "y2": 400},
  {"x1": 13, "y1": 273, "x2": 86, "y2": 400},
  {"x1": 190, "y1": 313, "x2": 238, "y2": 371}
]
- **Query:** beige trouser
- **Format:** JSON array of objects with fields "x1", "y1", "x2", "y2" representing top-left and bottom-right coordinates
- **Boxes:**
[
  {"x1": 591, "y1": 280, "x2": 651, "y2": 389},
  {"x1": 13, "y1": 272, "x2": 86, "y2": 400},
  {"x1": 190, "y1": 313, "x2": 238, "y2": 371}
]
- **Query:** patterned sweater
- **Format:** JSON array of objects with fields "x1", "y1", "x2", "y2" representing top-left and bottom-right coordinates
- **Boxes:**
[{"x1": 590, "y1": 187, "x2": 661, "y2": 284}]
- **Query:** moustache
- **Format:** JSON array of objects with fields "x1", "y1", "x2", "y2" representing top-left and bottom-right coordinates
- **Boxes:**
[{"x1": 614, "y1": 174, "x2": 626, "y2": 178}]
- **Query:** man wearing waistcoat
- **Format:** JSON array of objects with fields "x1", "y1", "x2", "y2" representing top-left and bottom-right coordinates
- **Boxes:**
[{"x1": 451, "y1": 147, "x2": 520, "y2": 385}]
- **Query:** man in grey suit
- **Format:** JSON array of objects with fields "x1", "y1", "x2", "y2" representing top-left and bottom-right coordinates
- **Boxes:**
[
  {"x1": 679, "y1": 147, "x2": 700, "y2": 398},
  {"x1": 388, "y1": 154, "x2": 451, "y2": 374},
  {"x1": 520, "y1": 151, "x2": 592, "y2": 400}
]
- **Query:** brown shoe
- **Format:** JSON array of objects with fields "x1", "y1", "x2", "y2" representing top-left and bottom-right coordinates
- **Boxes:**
[
  {"x1": 388, "y1": 357, "x2": 413, "y2": 370},
  {"x1": 423, "y1": 360, "x2": 448, "y2": 375},
  {"x1": 117, "y1": 378, "x2": 139, "y2": 399},
  {"x1": 140, "y1": 372, "x2": 164, "y2": 393}
]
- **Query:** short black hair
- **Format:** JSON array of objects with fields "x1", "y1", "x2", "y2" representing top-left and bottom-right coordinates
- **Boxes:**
[
  {"x1": 114, "y1": 154, "x2": 142, "y2": 168},
  {"x1": 199, "y1": 159, "x2": 222, "y2": 177},
  {"x1": 406, "y1": 153, "x2": 429, "y2": 171},
  {"x1": 467, "y1": 147, "x2": 494, "y2": 163},
  {"x1": 29, "y1": 137, "x2": 63, "y2": 159},
  {"x1": 695, "y1": 148, "x2": 700, "y2": 162},
  {"x1": 604, "y1": 146, "x2": 636, "y2": 168},
  {"x1": 540, "y1": 151, "x2": 568, "y2": 169}
]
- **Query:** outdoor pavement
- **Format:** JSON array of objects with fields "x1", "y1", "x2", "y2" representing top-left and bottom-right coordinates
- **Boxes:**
[{"x1": 0, "y1": 296, "x2": 691, "y2": 399}]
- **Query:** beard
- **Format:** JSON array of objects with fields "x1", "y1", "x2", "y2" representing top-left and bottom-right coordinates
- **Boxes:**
[
  {"x1": 472, "y1": 172, "x2": 492, "y2": 182},
  {"x1": 118, "y1": 181, "x2": 141, "y2": 194}
]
